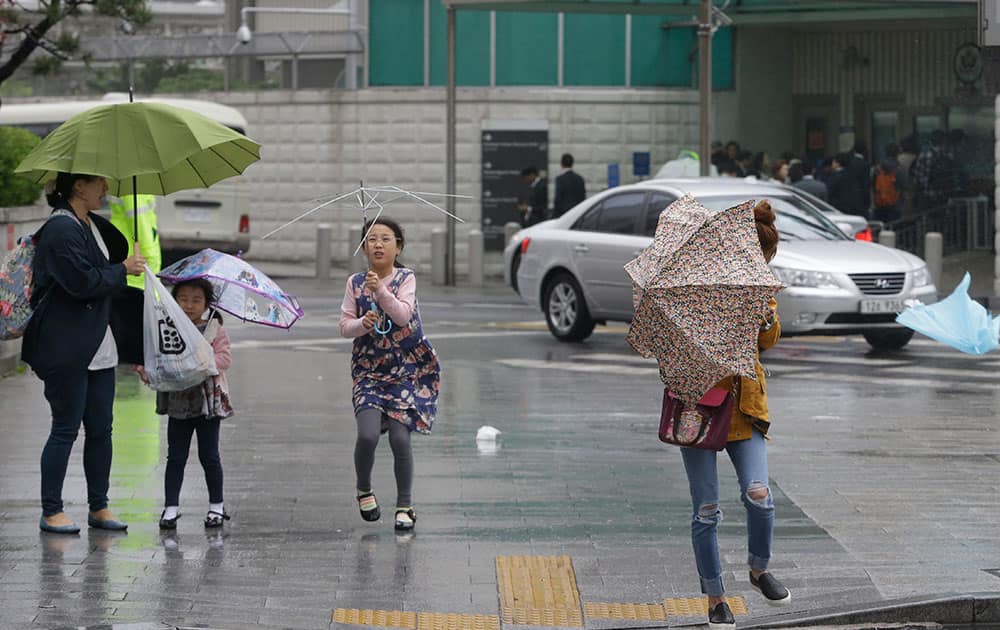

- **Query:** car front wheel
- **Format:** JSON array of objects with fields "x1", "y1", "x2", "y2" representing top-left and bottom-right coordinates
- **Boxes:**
[
  {"x1": 543, "y1": 273, "x2": 596, "y2": 342},
  {"x1": 863, "y1": 328, "x2": 914, "y2": 351}
]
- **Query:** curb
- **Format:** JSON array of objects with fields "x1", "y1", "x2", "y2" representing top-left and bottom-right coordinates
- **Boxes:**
[{"x1": 739, "y1": 592, "x2": 1000, "y2": 629}]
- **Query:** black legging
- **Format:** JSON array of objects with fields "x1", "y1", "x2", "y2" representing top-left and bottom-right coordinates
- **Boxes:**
[
  {"x1": 354, "y1": 408, "x2": 413, "y2": 508},
  {"x1": 164, "y1": 416, "x2": 223, "y2": 506}
]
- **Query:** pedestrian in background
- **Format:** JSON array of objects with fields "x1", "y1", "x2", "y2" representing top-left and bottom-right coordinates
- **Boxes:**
[
  {"x1": 145, "y1": 277, "x2": 233, "y2": 531},
  {"x1": 518, "y1": 166, "x2": 548, "y2": 226},
  {"x1": 872, "y1": 145, "x2": 903, "y2": 223},
  {"x1": 106, "y1": 193, "x2": 161, "y2": 365},
  {"x1": 553, "y1": 153, "x2": 586, "y2": 218},
  {"x1": 23, "y1": 172, "x2": 146, "y2": 534},
  {"x1": 679, "y1": 200, "x2": 790, "y2": 630},
  {"x1": 339, "y1": 217, "x2": 440, "y2": 532},
  {"x1": 789, "y1": 162, "x2": 828, "y2": 201}
]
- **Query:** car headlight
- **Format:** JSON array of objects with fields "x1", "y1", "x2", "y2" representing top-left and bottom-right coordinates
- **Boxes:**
[
  {"x1": 911, "y1": 265, "x2": 932, "y2": 287},
  {"x1": 771, "y1": 266, "x2": 841, "y2": 289}
]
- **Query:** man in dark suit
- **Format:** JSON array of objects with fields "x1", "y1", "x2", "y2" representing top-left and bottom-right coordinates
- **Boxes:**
[
  {"x1": 827, "y1": 153, "x2": 856, "y2": 215},
  {"x1": 789, "y1": 162, "x2": 828, "y2": 201},
  {"x1": 518, "y1": 166, "x2": 548, "y2": 226},
  {"x1": 552, "y1": 153, "x2": 586, "y2": 218}
]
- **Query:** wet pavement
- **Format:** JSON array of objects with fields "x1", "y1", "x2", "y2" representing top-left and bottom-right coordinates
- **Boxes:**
[{"x1": 1, "y1": 278, "x2": 999, "y2": 629}]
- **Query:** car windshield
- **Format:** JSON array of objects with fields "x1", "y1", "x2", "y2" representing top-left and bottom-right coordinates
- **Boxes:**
[{"x1": 697, "y1": 195, "x2": 850, "y2": 242}]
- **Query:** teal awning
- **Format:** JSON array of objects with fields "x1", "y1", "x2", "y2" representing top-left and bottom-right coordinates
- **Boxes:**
[{"x1": 441, "y1": 0, "x2": 975, "y2": 24}]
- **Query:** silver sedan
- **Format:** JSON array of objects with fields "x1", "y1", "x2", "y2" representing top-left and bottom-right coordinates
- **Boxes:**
[{"x1": 503, "y1": 178, "x2": 936, "y2": 351}]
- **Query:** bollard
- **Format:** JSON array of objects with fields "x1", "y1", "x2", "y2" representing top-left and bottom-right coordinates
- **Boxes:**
[
  {"x1": 315, "y1": 223, "x2": 331, "y2": 280},
  {"x1": 431, "y1": 228, "x2": 447, "y2": 285},
  {"x1": 878, "y1": 229, "x2": 895, "y2": 249},
  {"x1": 504, "y1": 221, "x2": 522, "y2": 248},
  {"x1": 348, "y1": 225, "x2": 366, "y2": 274},
  {"x1": 468, "y1": 229, "x2": 484, "y2": 287},
  {"x1": 925, "y1": 231, "x2": 943, "y2": 289}
]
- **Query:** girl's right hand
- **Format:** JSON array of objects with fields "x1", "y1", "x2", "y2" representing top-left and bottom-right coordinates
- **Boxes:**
[{"x1": 361, "y1": 309, "x2": 379, "y2": 330}]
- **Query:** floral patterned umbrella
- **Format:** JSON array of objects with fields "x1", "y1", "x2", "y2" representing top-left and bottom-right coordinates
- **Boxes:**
[{"x1": 625, "y1": 195, "x2": 783, "y2": 404}]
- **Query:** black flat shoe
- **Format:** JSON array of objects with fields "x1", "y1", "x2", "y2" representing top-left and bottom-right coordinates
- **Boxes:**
[
  {"x1": 394, "y1": 508, "x2": 416, "y2": 532},
  {"x1": 749, "y1": 571, "x2": 791, "y2": 606},
  {"x1": 708, "y1": 602, "x2": 735, "y2": 630},
  {"x1": 357, "y1": 492, "x2": 381, "y2": 522},
  {"x1": 159, "y1": 510, "x2": 180, "y2": 530},
  {"x1": 204, "y1": 510, "x2": 230, "y2": 528}
]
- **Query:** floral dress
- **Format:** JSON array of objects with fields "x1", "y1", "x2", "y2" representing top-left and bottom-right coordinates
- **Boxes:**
[{"x1": 348, "y1": 269, "x2": 440, "y2": 434}]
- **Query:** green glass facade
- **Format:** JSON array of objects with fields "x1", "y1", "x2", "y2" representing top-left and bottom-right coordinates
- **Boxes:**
[{"x1": 368, "y1": 0, "x2": 733, "y2": 89}]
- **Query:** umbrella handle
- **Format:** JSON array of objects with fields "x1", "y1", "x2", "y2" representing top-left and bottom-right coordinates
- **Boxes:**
[{"x1": 370, "y1": 302, "x2": 392, "y2": 336}]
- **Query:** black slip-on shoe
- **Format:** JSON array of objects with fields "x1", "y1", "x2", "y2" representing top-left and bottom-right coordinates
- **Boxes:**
[
  {"x1": 749, "y1": 571, "x2": 791, "y2": 606},
  {"x1": 708, "y1": 601, "x2": 735, "y2": 630}
]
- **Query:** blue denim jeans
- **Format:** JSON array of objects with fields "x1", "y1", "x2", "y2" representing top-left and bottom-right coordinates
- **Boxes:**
[
  {"x1": 40, "y1": 367, "x2": 116, "y2": 516},
  {"x1": 680, "y1": 429, "x2": 774, "y2": 597}
]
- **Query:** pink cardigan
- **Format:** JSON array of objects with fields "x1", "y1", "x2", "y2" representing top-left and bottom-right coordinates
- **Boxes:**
[{"x1": 339, "y1": 269, "x2": 416, "y2": 338}]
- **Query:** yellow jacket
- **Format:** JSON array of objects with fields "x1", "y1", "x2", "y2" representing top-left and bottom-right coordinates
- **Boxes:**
[
  {"x1": 716, "y1": 299, "x2": 780, "y2": 442},
  {"x1": 108, "y1": 194, "x2": 161, "y2": 290}
]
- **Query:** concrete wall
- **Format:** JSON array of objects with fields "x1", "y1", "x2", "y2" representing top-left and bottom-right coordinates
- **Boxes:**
[{"x1": 205, "y1": 86, "x2": 700, "y2": 274}]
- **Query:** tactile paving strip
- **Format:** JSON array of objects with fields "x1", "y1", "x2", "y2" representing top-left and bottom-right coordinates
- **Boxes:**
[
  {"x1": 583, "y1": 602, "x2": 667, "y2": 620},
  {"x1": 333, "y1": 608, "x2": 418, "y2": 627},
  {"x1": 333, "y1": 610, "x2": 501, "y2": 630},
  {"x1": 662, "y1": 596, "x2": 748, "y2": 617},
  {"x1": 496, "y1": 555, "x2": 584, "y2": 626},
  {"x1": 417, "y1": 613, "x2": 501, "y2": 630}
]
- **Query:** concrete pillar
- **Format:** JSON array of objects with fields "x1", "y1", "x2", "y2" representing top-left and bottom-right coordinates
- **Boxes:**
[
  {"x1": 925, "y1": 231, "x2": 943, "y2": 289},
  {"x1": 315, "y1": 223, "x2": 331, "y2": 279},
  {"x1": 504, "y1": 222, "x2": 522, "y2": 248},
  {"x1": 431, "y1": 228, "x2": 447, "y2": 285},
  {"x1": 468, "y1": 229, "x2": 484, "y2": 287},
  {"x1": 349, "y1": 225, "x2": 366, "y2": 274},
  {"x1": 878, "y1": 229, "x2": 895, "y2": 249}
]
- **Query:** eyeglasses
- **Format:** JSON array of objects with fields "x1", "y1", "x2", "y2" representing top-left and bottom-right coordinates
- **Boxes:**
[{"x1": 365, "y1": 236, "x2": 397, "y2": 246}]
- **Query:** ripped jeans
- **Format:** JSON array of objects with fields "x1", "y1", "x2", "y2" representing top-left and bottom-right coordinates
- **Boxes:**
[{"x1": 680, "y1": 428, "x2": 774, "y2": 597}]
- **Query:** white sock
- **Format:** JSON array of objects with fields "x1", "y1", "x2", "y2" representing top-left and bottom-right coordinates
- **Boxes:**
[
  {"x1": 163, "y1": 506, "x2": 179, "y2": 520},
  {"x1": 209, "y1": 502, "x2": 224, "y2": 515}
]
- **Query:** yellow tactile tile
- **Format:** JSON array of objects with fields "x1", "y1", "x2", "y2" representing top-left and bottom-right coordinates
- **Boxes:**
[
  {"x1": 417, "y1": 612, "x2": 501, "y2": 630},
  {"x1": 333, "y1": 608, "x2": 418, "y2": 628},
  {"x1": 662, "y1": 596, "x2": 748, "y2": 617},
  {"x1": 496, "y1": 555, "x2": 584, "y2": 626},
  {"x1": 583, "y1": 602, "x2": 667, "y2": 621}
]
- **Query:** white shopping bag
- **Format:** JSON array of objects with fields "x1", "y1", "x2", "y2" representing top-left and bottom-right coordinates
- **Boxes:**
[{"x1": 142, "y1": 266, "x2": 218, "y2": 391}]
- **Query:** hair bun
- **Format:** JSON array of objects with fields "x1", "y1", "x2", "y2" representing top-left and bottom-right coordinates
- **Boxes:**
[{"x1": 753, "y1": 200, "x2": 776, "y2": 225}]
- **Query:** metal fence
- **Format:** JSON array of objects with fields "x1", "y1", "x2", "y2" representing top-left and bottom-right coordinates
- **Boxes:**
[{"x1": 890, "y1": 195, "x2": 993, "y2": 258}]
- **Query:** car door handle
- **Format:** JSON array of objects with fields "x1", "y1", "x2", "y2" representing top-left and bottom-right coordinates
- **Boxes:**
[{"x1": 573, "y1": 244, "x2": 589, "y2": 253}]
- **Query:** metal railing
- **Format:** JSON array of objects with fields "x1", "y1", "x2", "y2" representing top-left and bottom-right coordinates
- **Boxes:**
[{"x1": 888, "y1": 195, "x2": 993, "y2": 258}]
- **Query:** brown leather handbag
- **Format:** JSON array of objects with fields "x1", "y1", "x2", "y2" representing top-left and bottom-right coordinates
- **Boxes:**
[{"x1": 659, "y1": 387, "x2": 735, "y2": 451}]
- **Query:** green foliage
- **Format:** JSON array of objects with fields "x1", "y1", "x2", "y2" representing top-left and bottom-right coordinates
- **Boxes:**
[{"x1": 0, "y1": 127, "x2": 43, "y2": 207}]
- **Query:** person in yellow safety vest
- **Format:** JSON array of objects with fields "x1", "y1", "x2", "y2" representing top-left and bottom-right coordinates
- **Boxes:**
[{"x1": 108, "y1": 194, "x2": 161, "y2": 290}]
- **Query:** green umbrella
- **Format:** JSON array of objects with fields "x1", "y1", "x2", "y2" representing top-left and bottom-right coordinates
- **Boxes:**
[{"x1": 15, "y1": 100, "x2": 260, "y2": 239}]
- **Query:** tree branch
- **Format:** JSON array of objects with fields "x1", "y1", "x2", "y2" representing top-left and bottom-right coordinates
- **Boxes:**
[{"x1": 0, "y1": 10, "x2": 58, "y2": 83}]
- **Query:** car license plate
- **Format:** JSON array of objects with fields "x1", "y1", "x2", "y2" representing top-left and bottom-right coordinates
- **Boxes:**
[
  {"x1": 859, "y1": 299, "x2": 905, "y2": 314},
  {"x1": 180, "y1": 207, "x2": 211, "y2": 224}
]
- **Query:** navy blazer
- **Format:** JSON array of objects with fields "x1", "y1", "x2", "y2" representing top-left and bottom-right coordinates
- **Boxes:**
[
  {"x1": 21, "y1": 208, "x2": 130, "y2": 377},
  {"x1": 553, "y1": 170, "x2": 586, "y2": 218}
]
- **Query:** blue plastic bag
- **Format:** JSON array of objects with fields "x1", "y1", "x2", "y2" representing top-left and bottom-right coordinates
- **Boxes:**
[{"x1": 896, "y1": 272, "x2": 1000, "y2": 355}]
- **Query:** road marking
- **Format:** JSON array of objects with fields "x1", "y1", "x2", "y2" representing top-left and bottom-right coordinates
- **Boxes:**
[
  {"x1": 768, "y1": 354, "x2": 909, "y2": 367},
  {"x1": 495, "y1": 358, "x2": 654, "y2": 376},
  {"x1": 880, "y1": 364, "x2": 999, "y2": 379},
  {"x1": 230, "y1": 329, "x2": 547, "y2": 350},
  {"x1": 780, "y1": 370, "x2": 1000, "y2": 391},
  {"x1": 496, "y1": 555, "x2": 584, "y2": 626}
]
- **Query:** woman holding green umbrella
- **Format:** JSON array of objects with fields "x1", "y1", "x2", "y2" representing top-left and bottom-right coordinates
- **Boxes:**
[{"x1": 22, "y1": 172, "x2": 146, "y2": 534}]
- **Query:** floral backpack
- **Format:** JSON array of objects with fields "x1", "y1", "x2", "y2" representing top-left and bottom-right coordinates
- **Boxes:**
[
  {"x1": 0, "y1": 212, "x2": 68, "y2": 340},
  {"x1": 0, "y1": 235, "x2": 38, "y2": 340}
]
